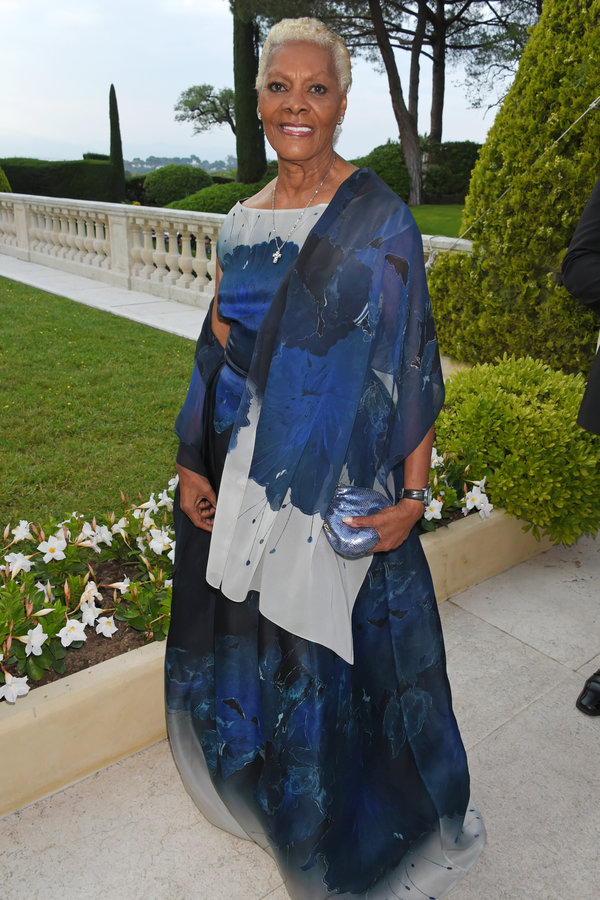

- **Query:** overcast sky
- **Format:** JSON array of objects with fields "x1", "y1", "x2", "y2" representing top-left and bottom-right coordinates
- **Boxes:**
[{"x1": 1, "y1": 0, "x2": 498, "y2": 164}]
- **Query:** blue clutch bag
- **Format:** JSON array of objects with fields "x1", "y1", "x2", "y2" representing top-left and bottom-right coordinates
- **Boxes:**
[{"x1": 323, "y1": 485, "x2": 390, "y2": 558}]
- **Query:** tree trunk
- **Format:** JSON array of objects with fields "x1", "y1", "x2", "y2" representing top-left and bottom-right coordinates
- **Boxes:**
[
  {"x1": 429, "y1": 0, "x2": 446, "y2": 143},
  {"x1": 232, "y1": 4, "x2": 267, "y2": 183},
  {"x1": 368, "y1": 0, "x2": 422, "y2": 205},
  {"x1": 408, "y1": 0, "x2": 428, "y2": 122}
]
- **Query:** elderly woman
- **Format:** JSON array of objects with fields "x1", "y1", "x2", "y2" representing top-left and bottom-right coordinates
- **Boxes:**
[{"x1": 166, "y1": 17, "x2": 484, "y2": 899}]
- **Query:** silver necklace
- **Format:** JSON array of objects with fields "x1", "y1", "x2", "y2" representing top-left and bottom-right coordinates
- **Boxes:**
[{"x1": 271, "y1": 155, "x2": 336, "y2": 263}]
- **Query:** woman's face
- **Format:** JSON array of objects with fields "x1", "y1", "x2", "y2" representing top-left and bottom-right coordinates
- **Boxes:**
[{"x1": 258, "y1": 40, "x2": 347, "y2": 167}]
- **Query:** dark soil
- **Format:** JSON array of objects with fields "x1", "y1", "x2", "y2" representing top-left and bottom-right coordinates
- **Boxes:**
[{"x1": 32, "y1": 559, "x2": 150, "y2": 690}]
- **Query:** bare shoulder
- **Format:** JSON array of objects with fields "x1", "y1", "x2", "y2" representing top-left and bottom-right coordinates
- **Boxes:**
[{"x1": 240, "y1": 178, "x2": 277, "y2": 210}]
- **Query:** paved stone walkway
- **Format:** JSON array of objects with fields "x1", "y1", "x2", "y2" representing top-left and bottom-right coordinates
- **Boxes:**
[{"x1": 1, "y1": 254, "x2": 599, "y2": 899}]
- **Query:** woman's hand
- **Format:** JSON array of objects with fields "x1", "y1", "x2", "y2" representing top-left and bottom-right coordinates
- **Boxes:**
[
  {"x1": 177, "y1": 463, "x2": 218, "y2": 532},
  {"x1": 343, "y1": 499, "x2": 424, "y2": 553}
]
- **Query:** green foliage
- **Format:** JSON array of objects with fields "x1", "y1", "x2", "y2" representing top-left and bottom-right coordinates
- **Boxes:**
[
  {"x1": 436, "y1": 356, "x2": 600, "y2": 545},
  {"x1": 168, "y1": 172, "x2": 273, "y2": 213},
  {"x1": 143, "y1": 164, "x2": 213, "y2": 208},
  {"x1": 83, "y1": 152, "x2": 110, "y2": 161},
  {"x1": 174, "y1": 84, "x2": 236, "y2": 134},
  {"x1": 109, "y1": 84, "x2": 127, "y2": 202},
  {"x1": 125, "y1": 173, "x2": 147, "y2": 204},
  {"x1": 0, "y1": 165, "x2": 11, "y2": 192},
  {"x1": 422, "y1": 140, "x2": 481, "y2": 203},
  {"x1": 428, "y1": 0, "x2": 600, "y2": 374},
  {"x1": 352, "y1": 141, "x2": 410, "y2": 201},
  {"x1": 0, "y1": 157, "x2": 115, "y2": 201}
]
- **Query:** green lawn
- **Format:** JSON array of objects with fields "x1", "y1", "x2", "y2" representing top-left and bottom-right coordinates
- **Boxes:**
[
  {"x1": 0, "y1": 277, "x2": 195, "y2": 523},
  {"x1": 410, "y1": 205, "x2": 464, "y2": 238}
]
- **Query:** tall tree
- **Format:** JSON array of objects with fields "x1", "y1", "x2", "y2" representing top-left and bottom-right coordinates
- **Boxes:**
[
  {"x1": 231, "y1": 1, "x2": 267, "y2": 183},
  {"x1": 109, "y1": 84, "x2": 126, "y2": 202},
  {"x1": 175, "y1": 85, "x2": 237, "y2": 135}
]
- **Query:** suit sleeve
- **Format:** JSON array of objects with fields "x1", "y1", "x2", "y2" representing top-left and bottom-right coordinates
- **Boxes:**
[{"x1": 562, "y1": 174, "x2": 600, "y2": 313}]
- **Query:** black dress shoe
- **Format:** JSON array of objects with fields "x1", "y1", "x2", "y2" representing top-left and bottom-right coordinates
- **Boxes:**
[{"x1": 576, "y1": 669, "x2": 600, "y2": 716}]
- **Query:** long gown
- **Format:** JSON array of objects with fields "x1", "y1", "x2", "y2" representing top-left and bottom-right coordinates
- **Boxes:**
[{"x1": 166, "y1": 177, "x2": 485, "y2": 899}]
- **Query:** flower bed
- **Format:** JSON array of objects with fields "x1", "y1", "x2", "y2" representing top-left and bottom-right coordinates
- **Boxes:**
[{"x1": 1, "y1": 452, "x2": 496, "y2": 704}]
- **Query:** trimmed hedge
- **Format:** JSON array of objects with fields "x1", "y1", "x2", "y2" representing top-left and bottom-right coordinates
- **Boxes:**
[
  {"x1": 428, "y1": 0, "x2": 600, "y2": 375},
  {"x1": 143, "y1": 164, "x2": 212, "y2": 208},
  {"x1": 0, "y1": 165, "x2": 11, "y2": 192},
  {"x1": 436, "y1": 355, "x2": 600, "y2": 545},
  {"x1": 169, "y1": 176, "x2": 273, "y2": 214},
  {"x1": 422, "y1": 140, "x2": 481, "y2": 203},
  {"x1": 0, "y1": 157, "x2": 115, "y2": 202},
  {"x1": 351, "y1": 141, "x2": 410, "y2": 201}
]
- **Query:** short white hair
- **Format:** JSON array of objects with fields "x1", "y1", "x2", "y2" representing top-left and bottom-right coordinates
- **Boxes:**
[{"x1": 255, "y1": 18, "x2": 352, "y2": 96}]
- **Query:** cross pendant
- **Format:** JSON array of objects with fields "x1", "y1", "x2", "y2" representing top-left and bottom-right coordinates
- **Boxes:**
[{"x1": 272, "y1": 249, "x2": 282, "y2": 263}]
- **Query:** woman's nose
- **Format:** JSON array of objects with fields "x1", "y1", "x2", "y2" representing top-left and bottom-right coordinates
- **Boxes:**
[{"x1": 284, "y1": 87, "x2": 307, "y2": 114}]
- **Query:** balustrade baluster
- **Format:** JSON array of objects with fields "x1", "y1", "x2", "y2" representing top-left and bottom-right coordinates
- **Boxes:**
[
  {"x1": 164, "y1": 225, "x2": 180, "y2": 284},
  {"x1": 177, "y1": 230, "x2": 195, "y2": 288},
  {"x1": 191, "y1": 228, "x2": 208, "y2": 292},
  {"x1": 151, "y1": 224, "x2": 168, "y2": 283},
  {"x1": 139, "y1": 224, "x2": 155, "y2": 279}
]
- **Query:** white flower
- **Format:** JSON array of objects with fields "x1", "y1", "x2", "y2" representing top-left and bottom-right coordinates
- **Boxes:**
[
  {"x1": 111, "y1": 517, "x2": 128, "y2": 537},
  {"x1": 167, "y1": 543, "x2": 175, "y2": 563},
  {"x1": 11, "y1": 520, "x2": 33, "y2": 542},
  {"x1": 136, "y1": 536, "x2": 145, "y2": 552},
  {"x1": 424, "y1": 498, "x2": 444, "y2": 521},
  {"x1": 430, "y1": 447, "x2": 444, "y2": 468},
  {"x1": 4, "y1": 552, "x2": 34, "y2": 575},
  {"x1": 157, "y1": 489, "x2": 173, "y2": 510},
  {"x1": 463, "y1": 486, "x2": 483, "y2": 512},
  {"x1": 132, "y1": 508, "x2": 144, "y2": 520},
  {"x1": 139, "y1": 493, "x2": 159, "y2": 514},
  {"x1": 35, "y1": 580, "x2": 54, "y2": 602},
  {"x1": 80, "y1": 580, "x2": 102, "y2": 605},
  {"x1": 167, "y1": 474, "x2": 179, "y2": 492},
  {"x1": 0, "y1": 673, "x2": 30, "y2": 703},
  {"x1": 23, "y1": 623, "x2": 48, "y2": 657},
  {"x1": 80, "y1": 600, "x2": 101, "y2": 627},
  {"x1": 96, "y1": 616, "x2": 118, "y2": 638},
  {"x1": 148, "y1": 528, "x2": 173, "y2": 555},
  {"x1": 477, "y1": 496, "x2": 494, "y2": 519},
  {"x1": 164, "y1": 579, "x2": 173, "y2": 589},
  {"x1": 96, "y1": 525, "x2": 113, "y2": 546},
  {"x1": 37, "y1": 535, "x2": 67, "y2": 564},
  {"x1": 57, "y1": 619, "x2": 87, "y2": 647},
  {"x1": 108, "y1": 575, "x2": 130, "y2": 594}
]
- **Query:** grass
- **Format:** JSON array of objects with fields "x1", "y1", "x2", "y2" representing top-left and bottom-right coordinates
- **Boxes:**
[
  {"x1": 0, "y1": 277, "x2": 194, "y2": 524},
  {"x1": 410, "y1": 205, "x2": 464, "y2": 238}
]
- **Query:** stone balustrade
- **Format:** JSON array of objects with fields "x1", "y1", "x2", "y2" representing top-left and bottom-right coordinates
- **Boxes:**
[{"x1": 0, "y1": 192, "x2": 471, "y2": 311}]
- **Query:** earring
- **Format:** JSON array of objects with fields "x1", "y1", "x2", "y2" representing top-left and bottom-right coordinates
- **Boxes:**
[
  {"x1": 257, "y1": 109, "x2": 262, "y2": 120},
  {"x1": 337, "y1": 116, "x2": 344, "y2": 125}
]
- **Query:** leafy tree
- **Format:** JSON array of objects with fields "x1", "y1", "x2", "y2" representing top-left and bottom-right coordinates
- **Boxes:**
[
  {"x1": 427, "y1": 0, "x2": 600, "y2": 375},
  {"x1": 109, "y1": 84, "x2": 126, "y2": 202},
  {"x1": 0, "y1": 165, "x2": 12, "y2": 192},
  {"x1": 174, "y1": 85, "x2": 237, "y2": 135}
]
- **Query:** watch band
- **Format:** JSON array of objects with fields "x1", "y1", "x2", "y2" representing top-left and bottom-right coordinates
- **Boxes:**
[{"x1": 399, "y1": 487, "x2": 431, "y2": 505}]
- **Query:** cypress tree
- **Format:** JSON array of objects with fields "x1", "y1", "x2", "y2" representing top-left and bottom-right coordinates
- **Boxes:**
[
  {"x1": 232, "y1": 2, "x2": 267, "y2": 183},
  {"x1": 428, "y1": 0, "x2": 600, "y2": 375},
  {"x1": 109, "y1": 83, "x2": 127, "y2": 202}
]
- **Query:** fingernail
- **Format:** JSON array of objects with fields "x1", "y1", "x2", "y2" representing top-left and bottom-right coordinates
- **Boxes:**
[{"x1": 341, "y1": 517, "x2": 352, "y2": 524}]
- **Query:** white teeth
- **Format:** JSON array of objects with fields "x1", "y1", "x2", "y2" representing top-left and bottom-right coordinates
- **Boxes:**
[{"x1": 282, "y1": 125, "x2": 311, "y2": 133}]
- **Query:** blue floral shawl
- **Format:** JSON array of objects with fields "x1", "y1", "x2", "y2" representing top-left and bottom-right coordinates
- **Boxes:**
[{"x1": 178, "y1": 168, "x2": 444, "y2": 662}]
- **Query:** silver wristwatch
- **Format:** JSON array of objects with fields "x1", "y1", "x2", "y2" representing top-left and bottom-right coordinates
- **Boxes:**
[{"x1": 399, "y1": 487, "x2": 431, "y2": 506}]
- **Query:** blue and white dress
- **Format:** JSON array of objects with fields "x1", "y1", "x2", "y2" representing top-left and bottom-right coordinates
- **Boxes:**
[{"x1": 166, "y1": 169, "x2": 485, "y2": 899}]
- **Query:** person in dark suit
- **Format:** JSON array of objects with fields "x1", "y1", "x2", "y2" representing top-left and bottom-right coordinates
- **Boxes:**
[{"x1": 561, "y1": 173, "x2": 600, "y2": 715}]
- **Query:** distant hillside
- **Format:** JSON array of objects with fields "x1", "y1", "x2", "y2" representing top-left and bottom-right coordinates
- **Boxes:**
[{"x1": 124, "y1": 154, "x2": 236, "y2": 175}]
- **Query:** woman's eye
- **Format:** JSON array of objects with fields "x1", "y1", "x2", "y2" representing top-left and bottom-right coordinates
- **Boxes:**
[
  {"x1": 311, "y1": 84, "x2": 327, "y2": 95},
  {"x1": 268, "y1": 81, "x2": 286, "y2": 92}
]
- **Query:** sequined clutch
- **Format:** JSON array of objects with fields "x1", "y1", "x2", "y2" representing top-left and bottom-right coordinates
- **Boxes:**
[{"x1": 323, "y1": 485, "x2": 389, "y2": 558}]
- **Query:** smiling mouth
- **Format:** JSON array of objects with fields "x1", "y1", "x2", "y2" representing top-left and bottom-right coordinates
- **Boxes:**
[{"x1": 280, "y1": 124, "x2": 313, "y2": 136}]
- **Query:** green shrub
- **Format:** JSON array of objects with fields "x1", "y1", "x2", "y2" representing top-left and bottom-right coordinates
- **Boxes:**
[
  {"x1": 422, "y1": 140, "x2": 481, "y2": 203},
  {"x1": 0, "y1": 165, "x2": 11, "y2": 192},
  {"x1": 125, "y1": 173, "x2": 147, "y2": 204},
  {"x1": 143, "y1": 164, "x2": 212, "y2": 207},
  {"x1": 83, "y1": 152, "x2": 110, "y2": 160},
  {"x1": 436, "y1": 355, "x2": 600, "y2": 544},
  {"x1": 0, "y1": 157, "x2": 115, "y2": 201},
  {"x1": 428, "y1": 0, "x2": 600, "y2": 375},
  {"x1": 169, "y1": 176, "x2": 272, "y2": 213},
  {"x1": 351, "y1": 141, "x2": 410, "y2": 201}
]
